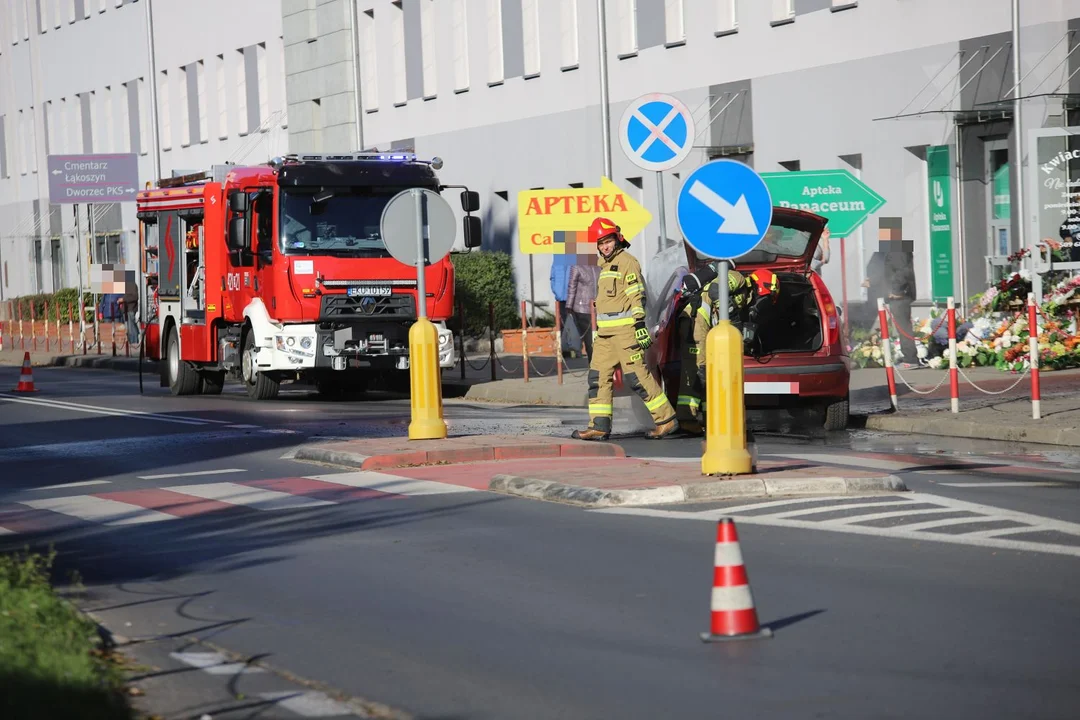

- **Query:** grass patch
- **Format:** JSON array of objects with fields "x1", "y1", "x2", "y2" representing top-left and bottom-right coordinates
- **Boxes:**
[{"x1": 0, "y1": 548, "x2": 134, "y2": 719}]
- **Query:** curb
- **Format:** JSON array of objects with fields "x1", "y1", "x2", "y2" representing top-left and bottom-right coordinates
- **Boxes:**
[
  {"x1": 865, "y1": 414, "x2": 1080, "y2": 448},
  {"x1": 488, "y1": 473, "x2": 908, "y2": 508},
  {"x1": 294, "y1": 440, "x2": 624, "y2": 471}
]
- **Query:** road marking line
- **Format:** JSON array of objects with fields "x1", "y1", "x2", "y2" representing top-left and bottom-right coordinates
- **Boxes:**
[
  {"x1": 259, "y1": 691, "x2": 355, "y2": 718},
  {"x1": 169, "y1": 652, "x2": 265, "y2": 675},
  {"x1": 688, "y1": 495, "x2": 899, "y2": 516},
  {"x1": 306, "y1": 471, "x2": 477, "y2": 495},
  {"x1": 595, "y1": 506, "x2": 1080, "y2": 558},
  {"x1": 0, "y1": 393, "x2": 215, "y2": 425},
  {"x1": 834, "y1": 507, "x2": 961, "y2": 525},
  {"x1": 769, "y1": 453, "x2": 912, "y2": 472},
  {"x1": 0, "y1": 526, "x2": 13, "y2": 535},
  {"x1": 21, "y1": 496, "x2": 176, "y2": 525},
  {"x1": 769, "y1": 500, "x2": 923, "y2": 520},
  {"x1": 890, "y1": 516, "x2": 993, "y2": 532},
  {"x1": 162, "y1": 482, "x2": 335, "y2": 510},
  {"x1": 37, "y1": 480, "x2": 112, "y2": 490},
  {"x1": 957, "y1": 525, "x2": 1050, "y2": 539},
  {"x1": 937, "y1": 481, "x2": 1070, "y2": 488},
  {"x1": 227, "y1": 424, "x2": 260, "y2": 429},
  {"x1": 137, "y1": 468, "x2": 247, "y2": 480}
]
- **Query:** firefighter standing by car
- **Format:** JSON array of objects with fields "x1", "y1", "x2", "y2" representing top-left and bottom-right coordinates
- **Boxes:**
[
  {"x1": 674, "y1": 262, "x2": 781, "y2": 436},
  {"x1": 572, "y1": 217, "x2": 678, "y2": 441}
]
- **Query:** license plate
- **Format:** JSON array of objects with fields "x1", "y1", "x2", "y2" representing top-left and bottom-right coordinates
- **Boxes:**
[{"x1": 348, "y1": 286, "x2": 391, "y2": 297}]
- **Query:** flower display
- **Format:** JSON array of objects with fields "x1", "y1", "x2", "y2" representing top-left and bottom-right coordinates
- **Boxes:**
[{"x1": 848, "y1": 272, "x2": 1080, "y2": 372}]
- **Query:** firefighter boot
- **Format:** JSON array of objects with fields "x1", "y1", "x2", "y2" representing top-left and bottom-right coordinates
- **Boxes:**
[
  {"x1": 646, "y1": 416, "x2": 679, "y2": 440},
  {"x1": 572, "y1": 416, "x2": 611, "y2": 441}
]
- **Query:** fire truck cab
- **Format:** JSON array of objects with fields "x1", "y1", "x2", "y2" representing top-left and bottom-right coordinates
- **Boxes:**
[{"x1": 137, "y1": 152, "x2": 481, "y2": 400}]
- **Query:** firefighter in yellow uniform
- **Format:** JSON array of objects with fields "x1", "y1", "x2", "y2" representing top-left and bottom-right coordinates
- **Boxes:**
[
  {"x1": 675, "y1": 265, "x2": 750, "y2": 435},
  {"x1": 572, "y1": 217, "x2": 678, "y2": 441}
]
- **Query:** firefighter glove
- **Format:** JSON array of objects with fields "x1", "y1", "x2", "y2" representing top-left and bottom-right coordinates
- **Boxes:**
[{"x1": 634, "y1": 320, "x2": 653, "y2": 350}]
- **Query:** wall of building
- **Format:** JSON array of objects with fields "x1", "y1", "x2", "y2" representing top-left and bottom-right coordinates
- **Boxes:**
[
  {"x1": 277, "y1": 0, "x2": 1080, "y2": 324},
  {"x1": 0, "y1": 0, "x2": 288, "y2": 303}
]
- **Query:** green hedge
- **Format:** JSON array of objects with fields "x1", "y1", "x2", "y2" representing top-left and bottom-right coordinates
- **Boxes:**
[
  {"x1": 6, "y1": 289, "x2": 95, "y2": 322},
  {"x1": 451, "y1": 251, "x2": 521, "y2": 337}
]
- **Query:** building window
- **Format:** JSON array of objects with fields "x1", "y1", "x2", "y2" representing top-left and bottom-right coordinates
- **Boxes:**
[
  {"x1": 80, "y1": 0, "x2": 89, "y2": 20},
  {"x1": 521, "y1": 0, "x2": 540, "y2": 78},
  {"x1": 177, "y1": 69, "x2": 191, "y2": 146},
  {"x1": 0, "y1": 115, "x2": 8, "y2": 178},
  {"x1": 391, "y1": 1, "x2": 406, "y2": 104},
  {"x1": 451, "y1": 0, "x2": 469, "y2": 91},
  {"x1": 125, "y1": 79, "x2": 141, "y2": 153},
  {"x1": 195, "y1": 60, "x2": 208, "y2": 143},
  {"x1": 18, "y1": 109, "x2": 28, "y2": 174},
  {"x1": 772, "y1": 0, "x2": 794, "y2": 24},
  {"x1": 359, "y1": 9, "x2": 379, "y2": 110},
  {"x1": 420, "y1": 0, "x2": 437, "y2": 98},
  {"x1": 616, "y1": 0, "x2": 637, "y2": 56},
  {"x1": 276, "y1": 36, "x2": 288, "y2": 127},
  {"x1": 560, "y1": 0, "x2": 578, "y2": 69},
  {"x1": 136, "y1": 77, "x2": 149, "y2": 154},
  {"x1": 716, "y1": 0, "x2": 737, "y2": 35},
  {"x1": 43, "y1": 101, "x2": 54, "y2": 155},
  {"x1": 36, "y1": 0, "x2": 47, "y2": 34},
  {"x1": 158, "y1": 71, "x2": 171, "y2": 149},
  {"x1": 58, "y1": 97, "x2": 68, "y2": 152},
  {"x1": 117, "y1": 84, "x2": 129, "y2": 151},
  {"x1": 831, "y1": 0, "x2": 857, "y2": 9},
  {"x1": 215, "y1": 54, "x2": 228, "y2": 138},
  {"x1": 664, "y1": 0, "x2": 684, "y2": 45},
  {"x1": 487, "y1": 0, "x2": 503, "y2": 85},
  {"x1": 236, "y1": 47, "x2": 249, "y2": 135},
  {"x1": 256, "y1": 43, "x2": 269, "y2": 127}
]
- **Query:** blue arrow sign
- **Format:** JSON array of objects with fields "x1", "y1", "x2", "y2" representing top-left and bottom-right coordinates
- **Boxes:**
[
  {"x1": 676, "y1": 159, "x2": 773, "y2": 260},
  {"x1": 619, "y1": 94, "x2": 695, "y2": 172}
]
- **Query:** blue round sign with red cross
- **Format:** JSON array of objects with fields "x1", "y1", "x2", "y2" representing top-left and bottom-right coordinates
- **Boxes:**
[{"x1": 619, "y1": 93, "x2": 696, "y2": 172}]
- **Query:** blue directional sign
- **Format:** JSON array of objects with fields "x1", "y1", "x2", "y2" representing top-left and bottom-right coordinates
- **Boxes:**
[
  {"x1": 619, "y1": 93, "x2": 696, "y2": 172},
  {"x1": 676, "y1": 159, "x2": 773, "y2": 260}
]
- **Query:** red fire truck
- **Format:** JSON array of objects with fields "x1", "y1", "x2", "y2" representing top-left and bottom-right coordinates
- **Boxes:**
[{"x1": 136, "y1": 152, "x2": 481, "y2": 399}]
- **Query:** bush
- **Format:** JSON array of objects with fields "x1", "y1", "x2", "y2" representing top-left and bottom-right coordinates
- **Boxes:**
[
  {"x1": 0, "y1": 549, "x2": 133, "y2": 719},
  {"x1": 452, "y1": 251, "x2": 521, "y2": 337},
  {"x1": 6, "y1": 289, "x2": 95, "y2": 322}
]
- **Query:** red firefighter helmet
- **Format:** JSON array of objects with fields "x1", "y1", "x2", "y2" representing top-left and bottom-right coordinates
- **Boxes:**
[
  {"x1": 749, "y1": 268, "x2": 779, "y2": 298},
  {"x1": 587, "y1": 217, "x2": 624, "y2": 245}
]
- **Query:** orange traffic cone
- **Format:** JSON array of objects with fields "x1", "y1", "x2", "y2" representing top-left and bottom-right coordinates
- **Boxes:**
[
  {"x1": 14, "y1": 351, "x2": 37, "y2": 392},
  {"x1": 700, "y1": 517, "x2": 772, "y2": 642}
]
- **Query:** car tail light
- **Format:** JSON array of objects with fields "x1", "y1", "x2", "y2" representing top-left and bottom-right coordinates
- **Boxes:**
[{"x1": 817, "y1": 284, "x2": 841, "y2": 348}]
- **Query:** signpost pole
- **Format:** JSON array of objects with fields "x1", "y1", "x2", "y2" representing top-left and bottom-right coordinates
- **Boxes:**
[
  {"x1": 89, "y1": 203, "x2": 99, "y2": 352},
  {"x1": 406, "y1": 188, "x2": 447, "y2": 440},
  {"x1": 74, "y1": 204, "x2": 86, "y2": 352},
  {"x1": 653, "y1": 170, "x2": 667, "y2": 269}
]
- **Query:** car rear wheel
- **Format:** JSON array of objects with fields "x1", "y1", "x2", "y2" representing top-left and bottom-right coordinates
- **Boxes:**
[{"x1": 821, "y1": 397, "x2": 849, "y2": 431}]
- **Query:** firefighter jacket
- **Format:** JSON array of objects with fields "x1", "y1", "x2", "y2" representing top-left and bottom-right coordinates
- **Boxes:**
[{"x1": 595, "y1": 248, "x2": 646, "y2": 336}]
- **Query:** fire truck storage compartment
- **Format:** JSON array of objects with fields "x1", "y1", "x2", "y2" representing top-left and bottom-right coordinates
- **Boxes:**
[{"x1": 753, "y1": 272, "x2": 823, "y2": 355}]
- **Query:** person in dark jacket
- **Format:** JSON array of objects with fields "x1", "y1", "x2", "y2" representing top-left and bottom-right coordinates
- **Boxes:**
[
  {"x1": 565, "y1": 257, "x2": 601, "y2": 362},
  {"x1": 883, "y1": 240, "x2": 917, "y2": 366}
]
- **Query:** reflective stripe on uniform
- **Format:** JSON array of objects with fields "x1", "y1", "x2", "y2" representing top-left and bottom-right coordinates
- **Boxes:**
[
  {"x1": 677, "y1": 394, "x2": 700, "y2": 408},
  {"x1": 631, "y1": 306, "x2": 645, "y2": 319},
  {"x1": 599, "y1": 271, "x2": 622, "y2": 280},
  {"x1": 645, "y1": 395, "x2": 669, "y2": 412},
  {"x1": 624, "y1": 283, "x2": 643, "y2": 297},
  {"x1": 597, "y1": 316, "x2": 636, "y2": 328},
  {"x1": 697, "y1": 303, "x2": 712, "y2": 323},
  {"x1": 588, "y1": 403, "x2": 613, "y2": 417}
]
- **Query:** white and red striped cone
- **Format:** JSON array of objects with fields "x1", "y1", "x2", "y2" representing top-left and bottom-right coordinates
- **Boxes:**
[
  {"x1": 700, "y1": 517, "x2": 772, "y2": 642},
  {"x1": 14, "y1": 351, "x2": 37, "y2": 392}
]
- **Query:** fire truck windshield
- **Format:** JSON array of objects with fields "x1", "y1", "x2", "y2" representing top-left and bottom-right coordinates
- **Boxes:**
[{"x1": 280, "y1": 188, "x2": 397, "y2": 258}]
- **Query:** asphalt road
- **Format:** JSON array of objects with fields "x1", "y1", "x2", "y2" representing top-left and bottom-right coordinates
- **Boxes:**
[{"x1": 2, "y1": 365, "x2": 1079, "y2": 719}]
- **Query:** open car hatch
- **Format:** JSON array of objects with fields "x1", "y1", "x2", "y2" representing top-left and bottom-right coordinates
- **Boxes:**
[{"x1": 730, "y1": 207, "x2": 828, "y2": 273}]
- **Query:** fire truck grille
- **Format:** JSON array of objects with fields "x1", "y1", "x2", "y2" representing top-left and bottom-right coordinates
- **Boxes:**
[{"x1": 320, "y1": 293, "x2": 415, "y2": 320}]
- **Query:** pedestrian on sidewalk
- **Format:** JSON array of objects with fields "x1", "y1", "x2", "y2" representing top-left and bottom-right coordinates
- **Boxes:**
[
  {"x1": 884, "y1": 240, "x2": 918, "y2": 368},
  {"x1": 811, "y1": 227, "x2": 831, "y2": 274},
  {"x1": 120, "y1": 284, "x2": 140, "y2": 346},
  {"x1": 566, "y1": 256, "x2": 600, "y2": 362},
  {"x1": 572, "y1": 217, "x2": 677, "y2": 442},
  {"x1": 550, "y1": 255, "x2": 573, "y2": 354}
]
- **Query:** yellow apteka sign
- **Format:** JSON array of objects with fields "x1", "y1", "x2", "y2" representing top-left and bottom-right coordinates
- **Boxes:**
[{"x1": 517, "y1": 177, "x2": 652, "y2": 254}]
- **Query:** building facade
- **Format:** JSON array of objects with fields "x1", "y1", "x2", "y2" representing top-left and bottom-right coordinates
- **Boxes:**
[
  {"x1": 0, "y1": 0, "x2": 289, "y2": 302},
  {"x1": 283, "y1": 0, "x2": 1080, "y2": 321}
]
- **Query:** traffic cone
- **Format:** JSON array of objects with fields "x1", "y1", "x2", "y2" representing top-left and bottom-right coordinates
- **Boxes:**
[
  {"x1": 700, "y1": 517, "x2": 772, "y2": 642},
  {"x1": 14, "y1": 352, "x2": 37, "y2": 392}
]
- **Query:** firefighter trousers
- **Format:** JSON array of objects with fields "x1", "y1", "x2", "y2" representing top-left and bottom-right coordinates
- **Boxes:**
[
  {"x1": 675, "y1": 313, "x2": 710, "y2": 423},
  {"x1": 587, "y1": 329, "x2": 676, "y2": 433}
]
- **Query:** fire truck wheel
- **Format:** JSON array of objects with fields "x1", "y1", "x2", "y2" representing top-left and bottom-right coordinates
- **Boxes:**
[
  {"x1": 166, "y1": 325, "x2": 200, "y2": 396},
  {"x1": 200, "y1": 370, "x2": 226, "y2": 395},
  {"x1": 241, "y1": 331, "x2": 280, "y2": 400}
]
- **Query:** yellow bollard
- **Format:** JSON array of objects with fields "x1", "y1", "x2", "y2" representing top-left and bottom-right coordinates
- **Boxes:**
[
  {"x1": 408, "y1": 317, "x2": 448, "y2": 440},
  {"x1": 701, "y1": 318, "x2": 752, "y2": 476}
]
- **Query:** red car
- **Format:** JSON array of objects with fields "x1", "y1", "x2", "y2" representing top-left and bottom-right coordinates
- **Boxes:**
[{"x1": 657, "y1": 206, "x2": 851, "y2": 430}]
